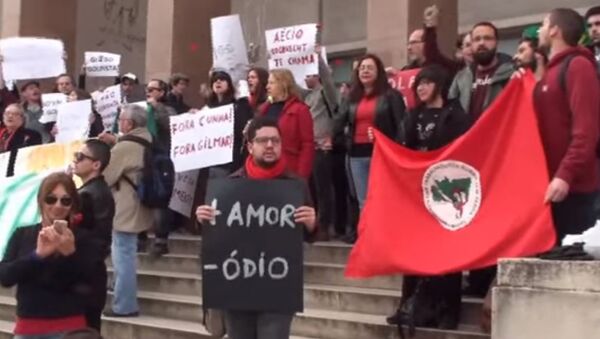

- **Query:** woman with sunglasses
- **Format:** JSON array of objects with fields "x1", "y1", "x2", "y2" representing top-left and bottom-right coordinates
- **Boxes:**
[
  {"x1": 204, "y1": 70, "x2": 253, "y2": 177},
  {"x1": 0, "y1": 172, "x2": 99, "y2": 338}
]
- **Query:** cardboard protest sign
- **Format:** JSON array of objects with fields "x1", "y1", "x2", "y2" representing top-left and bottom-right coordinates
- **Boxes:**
[
  {"x1": 211, "y1": 15, "x2": 249, "y2": 84},
  {"x1": 93, "y1": 85, "x2": 122, "y2": 131},
  {"x1": 55, "y1": 100, "x2": 92, "y2": 143},
  {"x1": 39, "y1": 93, "x2": 68, "y2": 123},
  {"x1": 170, "y1": 105, "x2": 234, "y2": 172},
  {"x1": 388, "y1": 68, "x2": 420, "y2": 110},
  {"x1": 169, "y1": 170, "x2": 200, "y2": 217},
  {"x1": 203, "y1": 179, "x2": 305, "y2": 312},
  {"x1": 84, "y1": 52, "x2": 121, "y2": 77},
  {"x1": 0, "y1": 38, "x2": 66, "y2": 80},
  {"x1": 265, "y1": 24, "x2": 319, "y2": 89}
]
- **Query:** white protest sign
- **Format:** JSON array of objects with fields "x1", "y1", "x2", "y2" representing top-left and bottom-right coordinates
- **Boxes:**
[
  {"x1": 0, "y1": 38, "x2": 66, "y2": 80},
  {"x1": 131, "y1": 101, "x2": 147, "y2": 110},
  {"x1": 265, "y1": 24, "x2": 319, "y2": 89},
  {"x1": 84, "y1": 52, "x2": 121, "y2": 77},
  {"x1": 55, "y1": 100, "x2": 92, "y2": 143},
  {"x1": 94, "y1": 85, "x2": 122, "y2": 131},
  {"x1": 0, "y1": 152, "x2": 9, "y2": 179},
  {"x1": 39, "y1": 93, "x2": 68, "y2": 123},
  {"x1": 169, "y1": 170, "x2": 200, "y2": 217},
  {"x1": 211, "y1": 15, "x2": 249, "y2": 84},
  {"x1": 170, "y1": 105, "x2": 234, "y2": 172}
]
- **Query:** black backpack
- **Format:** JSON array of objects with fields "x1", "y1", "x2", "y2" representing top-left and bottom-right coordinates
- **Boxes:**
[{"x1": 119, "y1": 135, "x2": 175, "y2": 208}]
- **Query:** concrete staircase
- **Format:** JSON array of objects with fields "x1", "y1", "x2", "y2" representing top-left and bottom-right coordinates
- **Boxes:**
[{"x1": 0, "y1": 235, "x2": 491, "y2": 338}]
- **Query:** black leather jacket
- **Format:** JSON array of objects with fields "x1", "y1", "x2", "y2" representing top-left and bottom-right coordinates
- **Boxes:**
[{"x1": 78, "y1": 175, "x2": 115, "y2": 261}]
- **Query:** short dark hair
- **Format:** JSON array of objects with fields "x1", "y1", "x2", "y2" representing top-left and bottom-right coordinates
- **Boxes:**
[
  {"x1": 149, "y1": 79, "x2": 169, "y2": 102},
  {"x1": 550, "y1": 8, "x2": 585, "y2": 46},
  {"x1": 20, "y1": 80, "x2": 40, "y2": 93},
  {"x1": 348, "y1": 53, "x2": 390, "y2": 103},
  {"x1": 472, "y1": 22, "x2": 499, "y2": 39},
  {"x1": 456, "y1": 34, "x2": 466, "y2": 49},
  {"x1": 246, "y1": 117, "x2": 281, "y2": 142},
  {"x1": 170, "y1": 73, "x2": 190, "y2": 87},
  {"x1": 412, "y1": 65, "x2": 450, "y2": 108},
  {"x1": 585, "y1": 6, "x2": 600, "y2": 20},
  {"x1": 519, "y1": 36, "x2": 539, "y2": 49},
  {"x1": 85, "y1": 139, "x2": 112, "y2": 172}
]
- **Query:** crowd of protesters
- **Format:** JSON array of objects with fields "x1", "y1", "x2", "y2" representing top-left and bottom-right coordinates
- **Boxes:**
[{"x1": 0, "y1": 4, "x2": 599, "y2": 339}]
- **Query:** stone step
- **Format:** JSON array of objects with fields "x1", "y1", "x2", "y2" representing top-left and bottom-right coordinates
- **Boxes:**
[
  {"x1": 0, "y1": 293, "x2": 488, "y2": 339},
  {"x1": 153, "y1": 234, "x2": 353, "y2": 265},
  {"x1": 119, "y1": 252, "x2": 402, "y2": 290},
  {"x1": 0, "y1": 319, "x2": 11, "y2": 339}
]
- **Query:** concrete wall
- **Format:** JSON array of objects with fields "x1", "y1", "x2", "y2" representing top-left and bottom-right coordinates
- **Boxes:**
[
  {"x1": 493, "y1": 259, "x2": 600, "y2": 339},
  {"x1": 75, "y1": 0, "x2": 148, "y2": 88}
]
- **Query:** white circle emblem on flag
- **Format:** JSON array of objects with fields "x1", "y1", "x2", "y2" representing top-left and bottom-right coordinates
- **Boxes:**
[{"x1": 422, "y1": 160, "x2": 482, "y2": 231}]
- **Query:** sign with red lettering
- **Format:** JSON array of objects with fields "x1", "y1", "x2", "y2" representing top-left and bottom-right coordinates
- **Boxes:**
[
  {"x1": 265, "y1": 24, "x2": 318, "y2": 89},
  {"x1": 169, "y1": 169, "x2": 200, "y2": 217},
  {"x1": 170, "y1": 104, "x2": 235, "y2": 172},
  {"x1": 388, "y1": 68, "x2": 421, "y2": 110}
]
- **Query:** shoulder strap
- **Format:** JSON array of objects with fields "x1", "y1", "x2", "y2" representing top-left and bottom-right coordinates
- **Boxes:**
[
  {"x1": 559, "y1": 54, "x2": 581, "y2": 94},
  {"x1": 119, "y1": 134, "x2": 152, "y2": 148}
]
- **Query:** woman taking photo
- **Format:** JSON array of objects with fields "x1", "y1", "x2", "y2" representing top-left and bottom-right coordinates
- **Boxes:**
[
  {"x1": 334, "y1": 53, "x2": 406, "y2": 211},
  {"x1": 0, "y1": 172, "x2": 98, "y2": 338},
  {"x1": 247, "y1": 67, "x2": 269, "y2": 111},
  {"x1": 259, "y1": 69, "x2": 314, "y2": 179},
  {"x1": 388, "y1": 65, "x2": 472, "y2": 331},
  {"x1": 205, "y1": 70, "x2": 254, "y2": 176}
]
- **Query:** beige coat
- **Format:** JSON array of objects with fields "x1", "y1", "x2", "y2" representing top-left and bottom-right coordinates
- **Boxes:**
[{"x1": 103, "y1": 127, "x2": 154, "y2": 234}]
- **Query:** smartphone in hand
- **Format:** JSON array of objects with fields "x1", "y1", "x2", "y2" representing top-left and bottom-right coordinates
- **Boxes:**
[{"x1": 53, "y1": 220, "x2": 68, "y2": 235}]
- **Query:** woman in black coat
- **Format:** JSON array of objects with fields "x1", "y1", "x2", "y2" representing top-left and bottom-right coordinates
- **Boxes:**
[
  {"x1": 0, "y1": 172, "x2": 100, "y2": 337},
  {"x1": 389, "y1": 65, "x2": 472, "y2": 331}
]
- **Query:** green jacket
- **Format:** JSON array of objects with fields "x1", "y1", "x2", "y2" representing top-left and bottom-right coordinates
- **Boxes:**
[{"x1": 449, "y1": 53, "x2": 514, "y2": 114}]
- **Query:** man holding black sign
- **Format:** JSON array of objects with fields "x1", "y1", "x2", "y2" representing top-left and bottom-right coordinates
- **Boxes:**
[{"x1": 196, "y1": 117, "x2": 316, "y2": 339}]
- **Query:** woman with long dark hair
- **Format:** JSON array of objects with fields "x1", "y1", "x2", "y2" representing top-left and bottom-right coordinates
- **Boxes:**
[
  {"x1": 205, "y1": 70, "x2": 254, "y2": 176},
  {"x1": 334, "y1": 53, "x2": 406, "y2": 211},
  {"x1": 0, "y1": 172, "x2": 100, "y2": 338},
  {"x1": 247, "y1": 67, "x2": 269, "y2": 111},
  {"x1": 388, "y1": 65, "x2": 472, "y2": 331}
]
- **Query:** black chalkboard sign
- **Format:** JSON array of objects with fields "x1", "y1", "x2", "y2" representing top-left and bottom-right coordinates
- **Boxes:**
[{"x1": 202, "y1": 178, "x2": 305, "y2": 313}]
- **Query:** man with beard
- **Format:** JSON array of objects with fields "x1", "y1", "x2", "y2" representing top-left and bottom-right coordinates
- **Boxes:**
[
  {"x1": 513, "y1": 36, "x2": 548, "y2": 79},
  {"x1": 585, "y1": 6, "x2": 600, "y2": 72},
  {"x1": 535, "y1": 8, "x2": 599, "y2": 243},
  {"x1": 449, "y1": 22, "x2": 514, "y2": 121}
]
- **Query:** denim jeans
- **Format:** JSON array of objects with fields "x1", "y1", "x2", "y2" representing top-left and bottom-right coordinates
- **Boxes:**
[
  {"x1": 15, "y1": 334, "x2": 65, "y2": 339},
  {"x1": 348, "y1": 157, "x2": 371, "y2": 210},
  {"x1": 111, "y1": 231, "x2": 139, "y2": 314},
  {"x1": 224, "y1": 311, "x2": 294, "y2": 339}
]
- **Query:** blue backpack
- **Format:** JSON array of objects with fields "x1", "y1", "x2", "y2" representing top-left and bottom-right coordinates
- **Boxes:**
[{"x1": 120, "y1": 135, "x2": 175, "y2": 208}]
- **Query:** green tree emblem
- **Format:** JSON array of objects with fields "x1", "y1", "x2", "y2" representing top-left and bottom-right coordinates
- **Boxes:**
[{"x1": 430, "y1": 177, "x2": 471, "y2": 218}]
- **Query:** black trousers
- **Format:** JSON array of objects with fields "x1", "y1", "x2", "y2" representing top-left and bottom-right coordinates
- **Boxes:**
[
  {"x1": 401, "y1": 273, "x2": 462, "y2": 325},
  {"x1": 86, "y1": 263, "x2": 108, "y2": 332},
  {"x1": 311, "y1": 150, "x2": 336, "y2": 231},
  {"x1": 331, "y1": 148, "x2": 353, "y2": 235},
  {"x1": 552, "y1": 191, "x2": 598, "y2": 244}
]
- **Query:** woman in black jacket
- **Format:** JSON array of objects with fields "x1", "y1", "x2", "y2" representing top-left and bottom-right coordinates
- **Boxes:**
[
  {"x1": 0, "y1": 172, "x2": 100, "y2": 338},
  {"x1": 205, "y1": 70, "x2": 254, "y2": 177},
  {"x1": 388, "y1": 65, "x2": 472, "y2": 331}
]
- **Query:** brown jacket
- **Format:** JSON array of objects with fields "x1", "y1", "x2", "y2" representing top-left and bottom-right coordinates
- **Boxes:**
[{"x1": 103, "y1": 127, "x2": 154, "y2": 233}]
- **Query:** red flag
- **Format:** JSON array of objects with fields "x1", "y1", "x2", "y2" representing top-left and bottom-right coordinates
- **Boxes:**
[
  {"x1": 388, "y1": 68, "x2": 420, "y2": 110},
  {"x1": 346, "y1": 74, "x2": 555, "y2": 277}
]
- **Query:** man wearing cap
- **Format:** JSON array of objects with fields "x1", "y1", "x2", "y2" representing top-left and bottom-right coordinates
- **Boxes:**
[{"x1": 119, "y1": 73, "x2": 145, "y2": 104}]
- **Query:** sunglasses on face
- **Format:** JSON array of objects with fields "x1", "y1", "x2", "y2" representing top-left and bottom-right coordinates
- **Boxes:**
[
  {"x1": 73, "y1": 152, "x2": 96, "y2": 163},
  {"x1": 44, "y1": 195, "x2": 73, "y2": 207},
  {"x1": 146, "y1": 87, "x2": 161, "y2": 92}
]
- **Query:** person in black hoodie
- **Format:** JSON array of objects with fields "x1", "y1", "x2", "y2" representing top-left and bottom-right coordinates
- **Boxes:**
[
  {"x1": 1, "y1": 103, "x2": 42, "y2": 177},
  {"x1": 388, "y1": 65, "x2": 472, "y2": 331},
  {"x1": 0, "y1": 172, "x2": 100, "y2": 338},
  {"x1": 71, "y1": 139, "x2": 115, "y2": 332},
  {"x1": 205, "y1": 70, "x2": 254, "y2": 177}
]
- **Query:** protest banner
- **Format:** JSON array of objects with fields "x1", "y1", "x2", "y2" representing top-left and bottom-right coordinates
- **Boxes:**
[
  {"x1": 93, "y1": 85, "x2": 122, "y2": 131},
  {"x1": 170, "y1": 105, "x2": 234, "y2": 172},
  {"x1": 0, "y1": 38, "x2": 65, "y2": 80},
  {"x1": 168, "y1": 170, "x2": 200, "y2": 217},
  {"x1": 388, "y1": 68, "x2": 420, "y2": 110},
  {"x1": 12, "y1": 141, "x2": 83, "y2": 176},
  {"x1": 84, "y1": 52, "x2": 121, "y2": 77},
  {"x1": 203, "y1": 179, "x2": 305, "y2": 312},
  {"x1": 55, "y1": 100, "x2": 92, "y2": 143},
  {"x1": 39, "y1": 93, "x2": 68, "y2": 123},
  {"x1": 265, "y1": 24, "x2": 319, "y2": 89},
  {"x1": 211, "y1": 14, "x2": 249, "y2": 84}
]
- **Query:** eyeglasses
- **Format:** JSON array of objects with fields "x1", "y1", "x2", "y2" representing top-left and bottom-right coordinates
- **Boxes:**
[
  {"x1": 146, "y1": 87, "x2": 161, "y2": 92},
  {"x1": 73, "y1": 152, "x2": 96, "y2": 163},
  {"x1": 4, "y1": 112, "x2": 23, "y2": 118},
  {"x1": 253, "y1": 137, "x2": 281, "y2": 146},
  {"x1": 44, "y1": 195, "x2": 73, "y2": 207},
  {"x1": 408, "y1": 40, "x2": 424, "y2": 46},
  {"x1": 358, "y1": 65, "x2": 376, "y2": 72}
]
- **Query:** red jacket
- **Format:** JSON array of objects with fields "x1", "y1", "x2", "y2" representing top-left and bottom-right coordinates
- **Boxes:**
[
  {"x1": 533, "y1": 47, "x2": 600, "y2": 193},
  {"x1": 260, "y1": 96, "x2": 315, "y2": 178}
]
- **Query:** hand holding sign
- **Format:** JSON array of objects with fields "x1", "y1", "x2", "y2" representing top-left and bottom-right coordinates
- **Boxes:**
[
  {"x1": 84, "y1": 52, "x2": 121, "y2": 77},
  {"x1": 294, "y1": 206, "x2": 316, "y2": 232}
]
